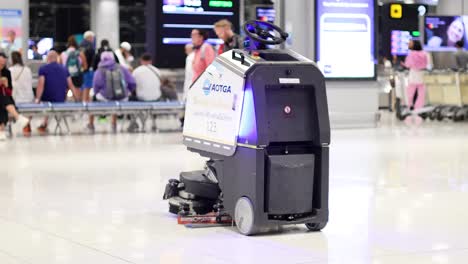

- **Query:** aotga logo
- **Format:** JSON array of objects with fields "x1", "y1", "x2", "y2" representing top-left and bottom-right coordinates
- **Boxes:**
[
  {"x1": 203, "y1": 79, "x2": 211, "y2": 95},
  {"x1": 202, "y1": 80, "x2": 232, "y2": 96}
]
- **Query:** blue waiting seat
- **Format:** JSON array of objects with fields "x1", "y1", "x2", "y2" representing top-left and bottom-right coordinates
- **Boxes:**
[
  {"x1": 119, "y1": 101, "x2": 155, "y2": 110},
  {"x1": 13, "y1": 101, "x2": 184, "y2": 135},
  {"x1": 16, "y1": 102, "x2": 51, "y2": 113},
  {"x1": 86, "y1": 101, "x2": 121, "y2": 112},
  {"x1": 151, "y1": 101, "x2": 184, "y2": 110},
  {"x1": 51, "y1": 102, "x2": 87, "y2": 112}
]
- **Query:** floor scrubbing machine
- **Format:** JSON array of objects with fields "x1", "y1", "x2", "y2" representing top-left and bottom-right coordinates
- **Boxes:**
[{"x1": 164, "y1": 20, "x2": 330, "y2": 235}]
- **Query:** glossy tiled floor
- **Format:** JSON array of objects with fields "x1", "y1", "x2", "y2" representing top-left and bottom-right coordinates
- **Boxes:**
[{"x1": 1, "y1": 115, "x2": 468, "y2": 264}]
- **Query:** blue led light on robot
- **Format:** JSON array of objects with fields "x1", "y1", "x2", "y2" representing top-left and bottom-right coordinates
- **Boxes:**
[{"x1": 237, "y1": 84, "x2": 257, "y2": 142}]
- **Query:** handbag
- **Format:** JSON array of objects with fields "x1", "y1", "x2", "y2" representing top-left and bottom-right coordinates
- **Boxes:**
[
  {"x1": 0, "y1": 84, "x2": 12, "y2": 97},
  {"x1": 0, "y1": 73, "x2": 12, "y2": 97},
  {"x1": 14, "y1": 66, "x2": 25, "y2": 82},
  {"x1": 146, "y1": 65, "x2": 178, "y2": 101}
]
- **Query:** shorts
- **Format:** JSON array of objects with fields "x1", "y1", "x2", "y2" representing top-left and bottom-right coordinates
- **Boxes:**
[
  {"x1": 94, "y1": 93, "x2": 128, "y2": 102},
  {"x1": 81, "y1": 71, "x2": 94, "y2": 90},
  {"x1": 71, "y1": 75, "x2": 83, "y2": 88}
]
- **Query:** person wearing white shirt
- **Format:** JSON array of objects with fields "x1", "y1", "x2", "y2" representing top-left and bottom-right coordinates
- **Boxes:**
[
  {"x1": 9, "y1": 51, "x2": 33, "y2": 103},
  {"x1": 132, "y1": 53, "x2": 161, "y2": 101},
  {"x1": 115, "y1": 42, "x2": 134, "y2": 71},
  {"x1": 183, "y1": 43, "x2": 194, "y2": 100}
]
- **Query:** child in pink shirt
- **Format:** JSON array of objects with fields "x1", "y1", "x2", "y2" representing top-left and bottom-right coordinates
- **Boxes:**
[{"x1": 402, "y1": 40, "x2": 428, "y2": 111}]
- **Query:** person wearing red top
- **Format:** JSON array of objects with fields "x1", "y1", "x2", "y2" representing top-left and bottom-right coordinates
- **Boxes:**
[{"x1": 191, "y1": 29, "x2": 215, "y2": 82}]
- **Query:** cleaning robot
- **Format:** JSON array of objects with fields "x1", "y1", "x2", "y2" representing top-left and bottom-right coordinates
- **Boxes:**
[{"x1": 164, "y1": 20, "x2": 330, "y2": 235}]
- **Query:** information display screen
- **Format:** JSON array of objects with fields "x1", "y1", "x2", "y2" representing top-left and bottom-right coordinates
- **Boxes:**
[
  {"x1": 0, "y1": 9, "x2": 22, "y2": 53},
  {"x1": 27, "y1": 38, "x2": 54, "y2": 60},
  {"x1": 391, "y1": 30, "x2": 411, "y2": 56},
  {"x1": 161, "y1": 0, "x2": 238, "y2": 46},
  {"x1": 315, "y1": 0, "x2": 376, "y2": 79},
  {"x1": 256, "y1": 6, "x2": 275, "y2": 23},
  {"x1": 425, "y1": 16, "x2": 468, "y2": 51},
  {"x1": 154, "y1": 0, "x2": 239, "y2": 68}
]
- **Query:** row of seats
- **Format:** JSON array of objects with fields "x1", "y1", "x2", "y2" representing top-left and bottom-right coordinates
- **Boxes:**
[
  {"x1": 12, "y1": 101, "x2": 185, "y2": 135},
  {"x1": 16, "y1": 101, "x2": 184, "y2": 113}
]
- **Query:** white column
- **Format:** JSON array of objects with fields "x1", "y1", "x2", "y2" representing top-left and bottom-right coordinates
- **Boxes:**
[
  {"x1": 283, "y1": 0, "x2": 314, "y2": 59},
  {"x1": 22, "y1": 0, "x2": 29, "y2": 56},
  {"x1": 436, "y1": 0, "x2": 463, "y2": 15},
  {"x1": 91, "y1": 0, "x2": 120, "y2": 50},
  {"x1": 275, "y1": 0, "x2": 379, "y2": 128}
]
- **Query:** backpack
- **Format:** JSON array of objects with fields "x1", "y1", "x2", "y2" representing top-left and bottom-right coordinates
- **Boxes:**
[
  {"x1": 66, "y1": 50, "x2": 81, "y2": 77},
  {"x1": 105, "y1": 67, "x2": 127, "y2": 100}
]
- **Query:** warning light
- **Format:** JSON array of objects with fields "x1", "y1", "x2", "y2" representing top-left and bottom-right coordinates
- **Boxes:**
[{"x1": 390, "y1": 4, "x2": 402, "y2": 19}]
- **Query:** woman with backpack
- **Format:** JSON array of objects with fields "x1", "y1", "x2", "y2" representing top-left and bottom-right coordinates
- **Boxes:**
[
  {"x1": 61, "y1": 36, "x2": 87, "y2": 101},
  {"x1": 87, "y1": 51, "x2": 136, "y2": 133}
]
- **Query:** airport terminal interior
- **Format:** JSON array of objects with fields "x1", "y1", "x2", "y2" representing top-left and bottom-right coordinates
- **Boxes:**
[{"x1": 1, "y1": 0, "x2": 468, "y2": 263}]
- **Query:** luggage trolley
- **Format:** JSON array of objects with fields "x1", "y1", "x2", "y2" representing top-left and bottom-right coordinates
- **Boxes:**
[
  {"x1": 454, "y1": 71, "x2": 468, "y2": 121},
  {"x1": 394, "y1": 70, "x2": 435, "y2": 120},
  {"x1": 435, "y1": 71, "x2": 463, "y2": 121},
  {"x1": 163, "y1": 20, "x2": 330, "y2": 235}
]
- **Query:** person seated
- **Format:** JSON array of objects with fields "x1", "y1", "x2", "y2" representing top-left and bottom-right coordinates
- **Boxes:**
[
  {"x1": 9, "y1": 51, "x2": 33, "y2": 136},
  {"x1": 35, "y1": 51, "x2": 78, "y2": 134},
  {"x1": 0, "y1": 52, "x2": 29, "y2": 141},
  {"x1": 454, "y1": 40, "x2": 468, "y2": 70},
  {"x1": 128, "y1": 53, "x2": 162, "y2": 132},
  {"x1": 87, "y1": 51, "x2": 136, "y2": 133},
  {"x1": 132, "y1": 53, "x2": 161, "y2": 102}
]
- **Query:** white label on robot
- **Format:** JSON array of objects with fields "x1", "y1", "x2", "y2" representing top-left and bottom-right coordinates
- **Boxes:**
[
  {"x1": 183, "y1": 61, "x2": 245, "y2": 152},
  {"x1": 279, "y1": 78, "x2": 301, "y2": 84}
]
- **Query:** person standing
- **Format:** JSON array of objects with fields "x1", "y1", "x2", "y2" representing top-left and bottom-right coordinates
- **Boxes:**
[
  {"x1": 79, "y1": 31, "x2": 96, "y2": 102},
  {"x1": 31, "y1": 45, "x2": 43, "y2": 60},
  {"x1": 61, "y1": 36, "x2": 87, "y2": 100},
  {"x1": 183, "y1": 44, "x2": 194, "y2": 99},
  {"x1": 2, "y1": 30, "x2": 22, "y2": 60},
  {"x1": 9, "y1": 51, "x2": 33, "y2": 135},
  {"x1": 213, "y1": 19, "x2": 244, "y2": 55},
  {"x1": 0, "y1": 52, "x2": 29, "y2": 140},
  {"x1": 93, "y1": 39, "x2": 119, "y2": 71},
  {"x1": 115, "y1": 42, "x2": 134, "y2": 70},
  {"x1": 402, "y1": 40, "x2": 429, "y2": 124},
  {"x1": 191, "y1": 29, "x2": 215, "y2": 82}
]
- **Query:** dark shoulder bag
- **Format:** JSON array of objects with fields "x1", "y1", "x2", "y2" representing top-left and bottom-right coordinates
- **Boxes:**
[{"x1": 146, "y1": 65, "x2": 178, "y2": 101}]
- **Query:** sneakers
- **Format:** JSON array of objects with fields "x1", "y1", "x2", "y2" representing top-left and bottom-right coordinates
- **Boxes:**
[
  {"x1": 0, "y1": 131, "x2": 6, "y2": 141},
  {"x1": 37, "y1": 124, "x2": 48, "y2": 135},
  {"x1": 23, "y1": 124, "x2": 31, "y2": 137},
  {"x1": 12, "y1": 115, "x2": 30, "y2": 136}
]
